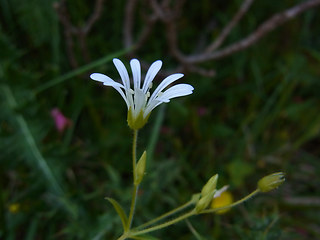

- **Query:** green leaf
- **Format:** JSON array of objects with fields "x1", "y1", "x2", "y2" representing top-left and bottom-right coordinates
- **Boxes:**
[
  {"x1": 186, "y1": 220, "x2": 207, "y2": 240},
  {"x1": 26, "y1": 218, "x2": 39, "y2": 240},
  {"x1": 105, "y1": 197, "x2": 129, "y2": 231}
]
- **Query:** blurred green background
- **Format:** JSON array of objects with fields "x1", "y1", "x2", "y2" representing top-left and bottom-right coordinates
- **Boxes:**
[{"x1": 1, "y1": 0, "x2": 320, "y2": 239}]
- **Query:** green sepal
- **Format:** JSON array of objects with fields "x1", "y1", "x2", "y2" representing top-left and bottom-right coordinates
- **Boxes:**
[
  {"x1": 127, "y1": 108, "x2": 150, "y2": 130},
  {"x1": 257, "y1": 172, "x2": 285, "y2": 192},
  {"x1": 105, "y1": 197, "x2": 129, "y2": 231},
  {"x1": 195, "y1": 194, "x2": 213, "y2": 213},
  {"x1": 190, "y1": 193, "x2": 201, "y2": 204},
  {"x1": 201, "y1": 174, "x2": 218, "y2": 197}
]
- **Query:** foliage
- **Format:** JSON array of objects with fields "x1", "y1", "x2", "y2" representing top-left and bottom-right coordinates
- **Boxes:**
[{"x1": 1, "y1": 0, "x2": 320, "y2": 239}]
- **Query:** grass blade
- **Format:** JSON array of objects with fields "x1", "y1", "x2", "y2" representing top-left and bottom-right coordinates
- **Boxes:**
[{"x1": 105, "y1": 197, "x2": 129, "y2": 231}]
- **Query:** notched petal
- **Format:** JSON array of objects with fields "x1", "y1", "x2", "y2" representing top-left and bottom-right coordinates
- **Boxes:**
[
  {"x1": 142, "y1": 60, "x2": 163, "y2": 93},
  {"x1": 113, "y1": 58, "x2": 131, "y2": 89},
  {"x1": 130, "y1": 59, "x2": 141, "y2": 90}
]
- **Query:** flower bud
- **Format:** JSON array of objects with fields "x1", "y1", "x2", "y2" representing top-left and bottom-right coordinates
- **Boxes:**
[
  {"x1": 201, "y1": 174, "x2": 218, "y2": 197},
  {"x1": 258, "y1": 172, "x2": 285, "y2": 192},
  {"x1": 134, "y1": 151, "x2": 147, "y2": 185},
  {"x1": 195, "y1": 193, "x2": 214, "y2": 213},
  {"x1": 190, "y1": 193, "x2": 201, "y2": 204}
]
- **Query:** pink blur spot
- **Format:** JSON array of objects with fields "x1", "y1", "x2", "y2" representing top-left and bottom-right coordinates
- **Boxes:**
[{"x1": 50, "y1": 108, "x2": 72, "y2": 133}]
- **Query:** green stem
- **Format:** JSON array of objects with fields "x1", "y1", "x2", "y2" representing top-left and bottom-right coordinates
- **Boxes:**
[
  {"x1": 201, "y1": 189, "x2": 260, "y2": 214},
  {"x1": 132, "y1": 210, "x2": 196, "y2": 236},
  {"x1": 117, "y1": 234, "x2": 128, "y2": 240},
  {"x1": 127, "y1": 189, "x2": 260, "y2": 237},
  {"x1": 128, "y1": 130, "x2": 139, "y2": 228},
  {"x1": 136, "y1": 200, "x2": 194, "y2": 229}
]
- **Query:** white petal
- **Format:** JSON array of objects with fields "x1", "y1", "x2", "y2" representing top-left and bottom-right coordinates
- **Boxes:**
[
  {"x1": 130, "y1": 59, "x2": 141, "y2": 90},
  {"x1": 213, "y1": 185, "x2": 229, "y2": 198},
  {"x1": 142, "y1": 60, "x2": 162, "y2": 93},
  {"x1": 127, "y1": 91, "x2": 134, "y2": 110},
  {"x1": 133, "y1": 88, "x2": 146, "y2": 118},
  {"x1": 113, "y1": 58, "x2": 131, "y2": 90},
  {"x1": 148, "y1": 73, "x2": 184, "y2": 103},
  {"x1": 90, "y1": 73, "x2": 129, "y2": 108},
  {"x1": 144, "y1": 99, "x2": 162, "y2": 117},
  {"x1": 156, "y1": 84, "x2": 194, "y2": 102},
  {"x1": 144, "y1": 84, "x2": 193, "y2": 117},
  {"x1": 90, "y1": 73, "x2": 124, "y2": 89},
  {"x1": 90, "y1": 73, "x2": 107, "y2": 82},
  {"x1": 112, "y1": 86, "x2": 130, "y2": 108}
]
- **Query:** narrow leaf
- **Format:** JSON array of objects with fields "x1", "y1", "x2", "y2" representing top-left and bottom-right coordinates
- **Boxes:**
[
  {"x1": 106, "y1": 197, "x2": 129, "y2": 231},
  {"x1": 186, "y1": 220, "x2": 207, "y2": 240}
]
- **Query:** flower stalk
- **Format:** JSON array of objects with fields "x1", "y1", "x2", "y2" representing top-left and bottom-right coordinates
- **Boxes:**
[{"x1": 128, "y1": 130, "x2": 139, "y2": 229}]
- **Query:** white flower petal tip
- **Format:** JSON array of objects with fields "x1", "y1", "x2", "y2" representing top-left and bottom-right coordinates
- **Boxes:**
[
  {"x1": 90, "y1": 58, "x2": 194, "y2": 130},
  {"x1": 90, "y1": 73, "x2": 107, "y2": 82},
  {"x1": 157, "y1": 84, "x2": 194, "y2": 102},
  {"x1": 90, "y1": 73, "x2": 124, "y2": 88}
]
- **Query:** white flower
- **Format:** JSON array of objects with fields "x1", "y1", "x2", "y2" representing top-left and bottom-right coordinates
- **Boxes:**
[
  {"x1": 213, "y1": 185, "x2": 229, "y2": 198},
  {"x1": 90, "y1": 58, "x2": 194, "y2": 130}
]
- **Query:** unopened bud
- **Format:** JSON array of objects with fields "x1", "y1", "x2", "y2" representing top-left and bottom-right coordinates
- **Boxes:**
[
  {"x1": 190, "y1": 193, "x2": 201, "y2": 204},
  {"x1": 195, "y1": 192, "x2": 214, "y2": 213},
  {"x1": 201, "y1": 174, "x2": 218, "y2": 197},
  {"x1": 134, "y1": 151, "x2": 147, "y2": 185},
  {"x1": 258, "y1": 172, "x2": 285, "y2": 192}
]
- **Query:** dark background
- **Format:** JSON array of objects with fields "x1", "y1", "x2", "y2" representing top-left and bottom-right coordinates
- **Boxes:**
[{"x1": 1, "y1": 0, "x2": 320, "y2": 239}]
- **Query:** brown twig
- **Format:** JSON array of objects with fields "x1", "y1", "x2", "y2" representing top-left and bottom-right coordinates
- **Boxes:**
[
  {"x1": 125, "y1": 0, "x2": 160, "y2": 51},
  {"x1": 123, "y1": 0, "x2": 214, "y2": 76},
  {"x1": 284, "y1": 197, "x2": 320, "y2": 207},
  {"x1": 53, "y1": 0, "x2": 78, "y2": 68},
  {"x1": 83, "y1": 0, "x2": 105, "y2": 34},
  {"x1": 185, "y1": 0, "x2": 320, "y2": 63},
  {"x1": 121, "y1": 0, "x2": 320, "y2": 76},
  {"x1": 54, "y1": 0, "x2": 105, "y2": 68},
  {"x1": 124, "y1": 0, "x2": 139, "y2": 49},
  {"x1": 206, "y1": 0, "x2": 256, "y2": 52},
  {"x1": 150, "y1": 0, "x2": 186, "y2": 61},
  {"x1": 182, "y1": 65, "x2": 216, "y2": 77},
  {"x1": 134, "y1": 15, "x2": 158, "y2": 50}
]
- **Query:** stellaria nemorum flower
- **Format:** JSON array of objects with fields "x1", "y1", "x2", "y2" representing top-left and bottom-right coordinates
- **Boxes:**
[{"x1": 90, "y1": 58, "x2": 194, "y2": 130}]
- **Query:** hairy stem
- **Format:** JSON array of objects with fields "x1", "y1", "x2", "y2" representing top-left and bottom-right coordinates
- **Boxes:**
[
  {"x1": 132, "y1": 210, "x2": 196, "y2": 236},
  {"x1": 128, "y1": 130, "x2": 139, "y2": 228},
  {"x1": 136, "y1": 199, "x2": 194, "y2": 229},
  {"x1": 202, "y1": 189, "x2": 260, "y2": 214}
]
